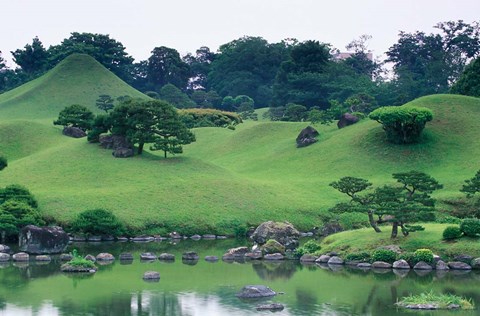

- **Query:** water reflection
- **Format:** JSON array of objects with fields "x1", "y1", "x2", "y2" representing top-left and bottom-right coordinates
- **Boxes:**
[{"x1": 252, "y1": 260, "x2": 299, "y2": 281}]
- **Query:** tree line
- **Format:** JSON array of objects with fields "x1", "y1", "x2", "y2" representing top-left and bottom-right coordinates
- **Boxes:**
[{"x1": 1, "y1": 20, "x2": 479, "y2": 116}]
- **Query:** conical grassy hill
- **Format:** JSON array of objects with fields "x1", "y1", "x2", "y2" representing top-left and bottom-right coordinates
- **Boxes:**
[{"x1": 0, "y1": 54, "x2": 479, "y2": 234}]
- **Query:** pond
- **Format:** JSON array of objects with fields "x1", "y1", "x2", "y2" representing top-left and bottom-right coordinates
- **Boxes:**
[{"x1": 0, "y1": 239, "x2": 479, "y2": 316}]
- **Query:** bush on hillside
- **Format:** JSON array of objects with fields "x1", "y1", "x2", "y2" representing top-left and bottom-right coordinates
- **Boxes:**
[
  {"x1": 371, "y1": 249, "x2": 397, "y2": 263},
  {"x1": 70, "y1": 209, "x2": 125, "y2": 237},
  {"x1": 442, "y1": 226, "x2": 463, "y2": 240},
  {"x1": 0, "y1": 184, "x2": 38, "y2": 208},
  {"x1": 459, "y1": 218, "x2": 480, "y2": 237},
  {"x1": 451, "y1": 57, "x2": 480, "y2": 97},
  {"x1": 53, "y1": 104, "x2": 95, "y2": 131},
  {"x1": 369, "y1": 106, "x2": 433, "y2": 144},
  {"x1": 178, "y1": 108, "x2": 242, "y2": 128},
  {"x1": 0, "y1": 200, "x2": 44, "y2": 242},
  {"x1": 294, "y1": 240, "x2": 322, "y2": 257},
  {"x1": 413, "y1": 249, "x2": 434, "y2": 265},
  {"x1": 345, "y1": 251, "x2": 371, "y2": 262}
]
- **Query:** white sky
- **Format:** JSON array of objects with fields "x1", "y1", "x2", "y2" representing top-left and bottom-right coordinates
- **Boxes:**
[{"x1": 1, "y1": 0, "x2": 479, "y2": 67}]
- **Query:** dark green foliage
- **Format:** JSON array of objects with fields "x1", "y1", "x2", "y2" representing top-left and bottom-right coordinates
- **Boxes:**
[
  {"x1": 442, "y1": 226, "x2": 463, "y2": 240},
  {"x1": 190, "y1": 90, "x2": 222, "y2": 109},
  {"x1": 413, "y1": 248, "x2": 434, "y2": 264},
  {"x1": 179, "y1": 109, "x2": 242, "y2": 128},
  {"x1": 70, "y1": 209, "x2": 125, "y2": 237},
  {"x1": 397, "y1": 252, "x2": 415, "y2": 266},
  {"x1": 460, "y1": 170, "x2": 480, "y2": 198},
  {"x1": 0, "y1": 184, "x2": 38, "y2": 208},
  {"x1": 344, "y1": 93, "x2": 378, "y2": 114},
  {"x1": 0, "y1": 200, "x2": 44, "y2": 241},
  {"x1": 147, "y1": 46, "x2": 190, "y2": 90},
  {"x1": 345, "y1": 251, "x2": 371, "y2": 262},
  {"x1": 95, "y1": 94, "x2": 114, "y2": 113},
  {"x1": 371, "y1": 249, "x2": 397, "y2": 263},
  {"x1": 53, "y1": 104, "x2": 95, "y2": 131},
  {"x1": 159, "y1": 84, "x2": 196, "y2": 108},
  {"x1": 11, "y1": 37, "x2": 49, "y2": 76},
  {"x1": 451, "y1": 57, "x2": 480, "y2": 97},
  {"x1": 283, "y1": 103, "x2": 308, "y2": 121},
  {"x1": 459, "y1": 218, "x2": 480, "y2": 237},
  {"x1": 0, "y1": 156, "x2": 7, "y2": 171},
  {"x1": 87, "y1": 114, "x2": 111, "y2": 143},
  {"x1": 68, "y1": 249, "x2": 96, "y2": 268},
  {"x1": 294, "y1": 240, "x2": 322, "y2": 257},
  {"x1": 369, "y1": 106, "x2": 433, "y2": 144}
]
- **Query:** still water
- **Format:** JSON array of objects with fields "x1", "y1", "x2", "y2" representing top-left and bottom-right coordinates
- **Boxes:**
[{"x1": 0, "y1": 239, "x2": 478, "y2": 316}]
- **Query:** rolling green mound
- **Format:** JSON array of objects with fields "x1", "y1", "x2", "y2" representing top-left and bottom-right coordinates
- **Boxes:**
[
  {"x1": 0, "y1": 54, "x2": 147, "y2": 119},
  {"x1": 0, "y1": 54, "x2": 479, "y2": 235}
]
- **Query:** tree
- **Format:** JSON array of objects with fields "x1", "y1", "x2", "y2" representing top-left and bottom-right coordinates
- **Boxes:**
[
  {"x1": 54, "y1": 104, "x2": 95, "y2": 131},
  {"x1": 283, "y1": 103, "x2": 307, "y2": 121},
  {"x1": 0, "y1": 184, "x2": 38, "y2": 208},
  {"x1": 95, "y1": 94, "x2": 114, "y2": 113},
  {"x1": 0, "y1": 193, "x2": 43, "y2": 242},
  {"x1": 460, "y1": 170, "x2": 480, "y2": 197},
  {"x1": 451, "y1": 57, "x2": 480, "y2": 97},
  {"x1": 369, "y1": 106, "x2": 433, "y2": 144},
  {"x1": 159, "y1": 84, "x2": 196, "y2": 108},
  {"x1": 11, "y1": 37, "x2": 49, "y2": 75},
  {"x1": 147, "y1": 46, "x2": 190, "y2": 90},
  {"x1": 344, "y1": 92, "x2": 377, "y2": 114},
  {"x1": 344, "y1": 34, "x2": 382, "y2": 78},
  {"x1": 149, "y1": 101, "x2": 196, "y2": 158},
  {"x1": 70, "y1": 209, "x2": 124, "y2": 237},
  {"x1": 183, "y1": 46, "x2": 216, "y2": 90}
]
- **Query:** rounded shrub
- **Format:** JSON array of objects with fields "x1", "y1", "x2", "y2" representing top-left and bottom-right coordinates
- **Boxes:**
[
  {"x1": 442, "y1": 226, "x2": 463, "y2": 240},
  {"x1": 413, "y1": 249, "x2": 434, "y2": 265},
  {"x1": 70, "y1": 209, "x2": 125, "y2": 237},
  {"x1": 371, "y1": 249, "x2": 397, "y2": 263},
  {"x1": 460, "y1": 218, "x2": 480, "y2": 237},
  {"x1": 294, "y1": 240, "x2": 322, "y2": 257}
]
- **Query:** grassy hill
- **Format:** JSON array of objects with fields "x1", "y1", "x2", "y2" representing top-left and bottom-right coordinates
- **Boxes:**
[{"x1": 0, "y1": 54, "x2": 479, "y2": 235}]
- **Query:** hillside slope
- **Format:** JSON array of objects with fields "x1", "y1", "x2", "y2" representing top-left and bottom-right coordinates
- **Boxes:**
[{"x1": 0, "y1": 55, "x2": 479, "y2": 235}]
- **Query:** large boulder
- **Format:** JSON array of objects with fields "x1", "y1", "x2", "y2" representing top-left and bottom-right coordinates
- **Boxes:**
[
  {"x1": 62, "y1": 126, "x2": 87, "y2": 138},
  {"x1": 448, "y1": 261, "x2": 472, "y2": 270},
  {"x1": 19, "y1": 225, "x2": 69, "y2": 254},
  {"x1": 236, "y1": 285, "x2": 276, "y2": 299},
  {"x1": 0, "y1": 244, "x2": 11, "y2": 253},
  {"x1": 393, "y1": 260, "x2": 410, "y2": 269},
  {"x1": 99, "y1": 134, "x2": 133, "y2": 150},
  {"x1": 413, "y1": 261, "x2": 433, "y2": 270},
  {"x1": 337, "y1": 113, "x2": 359, "y2": 129},
  {"x1": 296, "y1": 126, "x2": 319, "y2": 148},
  {"x1": 260, "y1": 239, "x2": 285, "y2": 255},
  {"x1": 471, "y1": 258, "x2": 480, "y2": 270},
  {"x1": 251, "y1": 221, "x2": 300, "y2": 250}
]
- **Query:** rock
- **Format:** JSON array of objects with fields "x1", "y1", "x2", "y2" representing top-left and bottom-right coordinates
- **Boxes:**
[
  {"x1": 113, "y1": 147, "x2": 134, "y2": 158},
  {"x1": 157, "y1": 253, "x2": 175, "y2": 261},
  {"x1": 61, "y1": 264, "x2": 97, "y2": 273},
  {"x1": 205, "y1": 256, "x2": 218, "y2": 262},
  {"x1": 71, "y1": 235, "x2": 86, "y2": 242},
  {"x1": 320, "y1": 222, "x2": 344, "y2": 237},
  {"x1": 0, "y1": 244, "x2": 11, "y2": 253},
  {"x1": 216, "y1": 235, "x2": 227, "y2": 239},
  {"x1": 60, "y1": 253, "x2": 73, "y2": 261},
  {"x1": 236, "y1": 285, "x2": 276, "y2": 299},
  {"x1": 433, "y1": 255, "x2": 441, "y2": 264},
  {"x1": 448, "y1": 261, "x2": 472, "y2": 270},
  {"x1": 256, "y1": 303, "x2": 285, "y2": 311},
  {"x1": 140, "y1": 253, "x2": 157, "y2": 260},
  {"x1": 62, "y1": 126, "x2": 86, "y2": 138},
  {"x1": 143, "y1": 271, "x2": 160, "y2": 281},
  {"x1": 119, "y1": 253, "x2": 134, "y2": 261},
  {"x1": 117, "y1": 237, "x2": 129, "y2": 242},
  {"x1": 101, "y1": 235, "x2": 115, "y2": 241},
  {"x1": 357, "y1": 263, "x2": 372, "y2": 268},
  {"x1": 202, "y1": 234, "x2": 216, "y2": 239},
  {"x1": 96, "y1": 253, "x2": 115, "y2": 261},
  {"x1": 84, "y1": 254, "x2": 96, "y2": 262},
  {"x1": 169, "y1": 232, "x2": 182, "y2": 239},
  {"x1": 447, "y1": 304, "x2": 461, "y2": 309},
  {"x1": 300, "y1": 254, "x2": 318, "y2": 262},
  {"x1": 328, "y1": 256, "x2": 344, "y2": 265},
  {"x1": 414, "y1": 261, "x2": 432, "y2": 270},
  {"x1": 315, "y1": 255, "x2": 331, "y2": 263},
  {"x1": 471, "y1": 258, "x2": 480, "y2": 269},
  {"x1": 264, "y1": 253, "x2": 284, "y2": 260},
  {"x1": 99, "y1": 134, "x2": 133, "y2": 150},
  {"x1": 182, "y1": 251, "x2": 199, "y2": 261},
  {"x1": 0, "y1": 253, "x2": 11, "y2": 262},
  {"x1": 371, "y1": 261, "x2": 392, "y2": 269},
  {"x1": 222, "y1": 254, "x2": 235, "y2": 261},
  {"x1": 35, "y1": 255, "x2": 51, "y2": 262},
  {"x1": 436, "y1": 260, "x2": 449, "y2": 270},
  {"x1": 12, "y1": 252, "x2": 29, "y2": 262},
  {"x1": 454, "y1": 254, "x2": 473, "y2": 264},
  {"x1": 393, "y1": 260, "x2": 411, "y2": 269},
  {"x1": 87, "y1": 236, "x2": 101, "y2": 242},
  {"x1": 245, "y1": 251, "x2": 263, "y2": 260},
  {"x1": 403, "y1": 304, "x2": 438, "y2": 310},
  {"x1": 251, "y1": 221, "x2": 300, "y2": 250},
  {"x1": 337, "y1": 113, "x2": 359, "y2": 129},
  {"x1": 226, "y1": 247, "x2": 249, "y2": 258},
  {"x1": 345, "y1": 260, "x2": 363, "y2": 266},
  {"x1": 296, "y1": 126, "x2": 319, "y2": 148},
  {"x1": 132, "y1": 235, "x2": 155, "y2": 242},
  {"x1": 190, "y1": 234, "x2": 201, "y2": 240},
  {"x1": 260, "y1": 239, "x2": 286, "y2": 255},
  {"x1": 327, "y1": 251, "x2": 339, "y2": 257},
  {"x1": 376, "y1": 245, "x2": 402, "y2": 254},
  {"x1": 19, "y1": 225, "x2": 69, "y2": 254}
]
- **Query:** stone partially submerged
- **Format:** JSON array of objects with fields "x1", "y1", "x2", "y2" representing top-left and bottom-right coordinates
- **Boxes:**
[
  {"x1": 19, "y1": 225, "x2": 69, "y2": 254},
  {"x1": 236, "y1": 285, "x2": 276, "y2": 299}
]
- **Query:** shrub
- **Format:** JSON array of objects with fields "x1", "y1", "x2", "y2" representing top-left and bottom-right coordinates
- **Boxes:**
[
  {"x1": 442, "y1": 226, "x2": 463, "y2": 240},
  {"x1": 413, "y1": 249, "x2": 434, "y2": 265},
  {"x1": 178, "y1": 109, "x2": 242, "y2": 129},
  {"x1": 0, "y1": 184, "x2": 38, "y2": 208},
  {"x1": 398, "y1": 252, "x2": 415, "y2": 266},
  {"x1": 70, "y1": 209, "x2": 125, "y2": 237},
  {"x1": 369, "y1": 106, "x2": 433, "y2": 144},
  {"x1": 345, "y1": 251, "x2": 370, "y2": 262},
  {"x1": 0, "y1": 156, "x2": 7, "y2": 171},
  {"x1": 371, "y1": 249, "x2": 397, "y2": 263},
  {"x1": 68, "y1": 249, "x2": 96, "y2": 268},
  {"x1": 460, "y1": 218, "x2": 480, "y2": 237},
  {"x1": 294, "y1": 240, "x2": 321, "y2": 257},
  {"x1": 53, "y1": 104, "x2": 95, "y2": 131}
]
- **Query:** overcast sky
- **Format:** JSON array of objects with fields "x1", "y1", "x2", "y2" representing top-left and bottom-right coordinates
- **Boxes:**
[{"x1": 1, "y1": 0, "x2": 479, "y2": 66}]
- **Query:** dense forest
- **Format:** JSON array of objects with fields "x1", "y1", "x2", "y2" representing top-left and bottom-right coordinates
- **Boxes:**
[{"x1": 1, "y1": 20, "x2": 479, "y2": 120}]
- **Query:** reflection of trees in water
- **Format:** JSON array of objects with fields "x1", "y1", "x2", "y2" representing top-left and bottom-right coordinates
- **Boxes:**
[{"x1": 252, "y1": 260, "x2": 299, "y2": 281}]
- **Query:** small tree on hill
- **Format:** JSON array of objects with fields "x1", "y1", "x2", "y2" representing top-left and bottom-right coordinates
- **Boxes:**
[
  {"x1": 70, "y1": 209, "x2": 124, "y2": 237},
  {"x1": 451, "y1": 57, "x2": 480, "y2": 98},
  {"x1": 369, "y1": 106, "x2": 433, "y2": 144},
  {"x1": 54, "y1": 104, "x2": 95, "y2": 131},
  {"x1": 460, "y1": 170, "x2": 480, "y2": 197},
  {"x1": 96, "y1": 94, "x2": 114, "y2": 113}
]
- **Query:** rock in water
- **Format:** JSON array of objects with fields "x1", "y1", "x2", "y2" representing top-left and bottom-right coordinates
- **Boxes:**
[
  {"x1": 296, "y1": 126, "x2": 319, "y2": 148},
  {"x1": 337, "y1": 113, "x2": 359, "y2": 129},
  {"x1": 143, "y1": 271, "x2": 160, "y2": 281},
  {"x1": 256, "y1": 303, "x2": 285, "y2": 311},
  {"x1": 19, "y1": 225, "x2": 69, "y2": 254},
  {"x1": 236, "y1": 285, "x2": 276, "y2": 298},
  {"x1": 62, "y1": 126, "x2": 87, "y2": 138}
]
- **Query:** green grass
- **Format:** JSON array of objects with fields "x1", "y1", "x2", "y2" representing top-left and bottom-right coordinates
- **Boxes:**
[
  {"x1": 396, "y1": 291, "x2": 474, "y2": 310},
  {"x1": 1, "y1": 54, "x2": 480, "y2": 237},
  {"x1": 320, "y1": 223, "x2": 480, "y2": 257}
]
